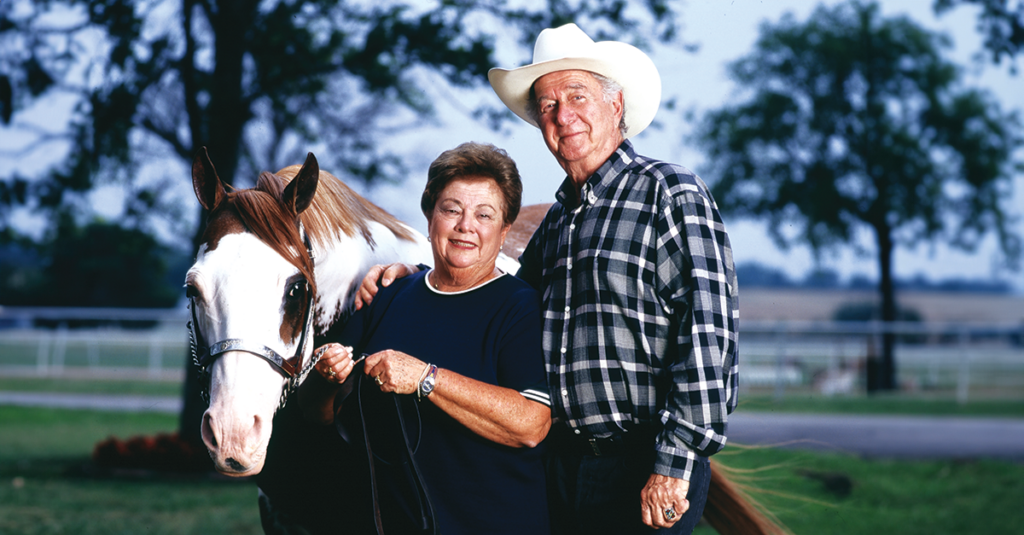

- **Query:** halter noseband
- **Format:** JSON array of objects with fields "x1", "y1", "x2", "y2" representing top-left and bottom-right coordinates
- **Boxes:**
[{"x1": 188, "y1": 229, "x2": 323, "y2": 411}]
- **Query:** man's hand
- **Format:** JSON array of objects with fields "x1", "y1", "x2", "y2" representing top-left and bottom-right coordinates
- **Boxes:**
[
  {"x1": 353, "y1": 262, "x2": 421, "y2": 310},
  {"x1": 640, "y1": 473, "x2": 690, "y2": 529}
]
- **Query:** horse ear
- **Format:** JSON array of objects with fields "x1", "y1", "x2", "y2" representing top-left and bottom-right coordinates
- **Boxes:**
[
  {"x1": 192, "y1": 147, "x2": 227, "y2": 211},
  {"x1": 283, "y1": 152, "x2": 319, "y2": 215}
]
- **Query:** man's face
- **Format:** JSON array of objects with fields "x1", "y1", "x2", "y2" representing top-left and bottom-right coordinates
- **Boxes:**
[{"x1": 533, "y1": 70, "x2": 624, "y2": 180}]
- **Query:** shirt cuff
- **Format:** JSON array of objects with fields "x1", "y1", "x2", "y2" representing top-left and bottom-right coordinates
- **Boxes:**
[{"x1": 654, "y1": 433, "x2": 703, "y2": 482}]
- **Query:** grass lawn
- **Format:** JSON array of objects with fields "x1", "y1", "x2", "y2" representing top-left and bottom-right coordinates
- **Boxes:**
[
  {"x1": 694, "y1": 445, "x2": 1024, "y2": 535},
  {"x1": 0, "y1": 407, "x2": 260, "y2": 535},
  {"x1": 737, "y1": 391, "x2": 1024, "y2": 417},
  {"x1": 0, "y1": 377, "x2": 184, "y2": 397},
  {"x1": 4, "y1": 377, "x2": 1024, "y2": 417},
  {"x1": 2, "y1": 406, "x2": 1023, "y2": 534}
]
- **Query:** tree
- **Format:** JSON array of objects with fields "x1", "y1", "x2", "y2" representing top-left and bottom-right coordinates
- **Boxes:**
[
  {"x1": 694, "y1": 0, "x2": 1023, "y2": 391},
  {"x1": 0, "y1": 0, "x2": 684, "y2": 450},
  {"x1": 934, "y1": 0, "x2": 1024, "y2": 71},
  {"x1": 3, "y1": 217, "x2": 183, "y2": 309},
  {"x1": 0, "y1": 0, "x2": 681, "y2": 252}
]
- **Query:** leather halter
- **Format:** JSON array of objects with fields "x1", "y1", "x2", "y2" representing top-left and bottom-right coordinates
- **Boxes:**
[{"x1": 188, "y1": 229, "x2": 323, "y2": 410}]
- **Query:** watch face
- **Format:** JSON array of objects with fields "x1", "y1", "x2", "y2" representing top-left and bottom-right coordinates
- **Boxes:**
[{"x1": 422, "y1": 377, "x2": 435, "y2": 393}]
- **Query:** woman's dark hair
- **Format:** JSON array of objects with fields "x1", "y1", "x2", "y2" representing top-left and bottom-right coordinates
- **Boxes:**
[{"x1": 421, "y1": 142, "x2": 522, "y2": 226}]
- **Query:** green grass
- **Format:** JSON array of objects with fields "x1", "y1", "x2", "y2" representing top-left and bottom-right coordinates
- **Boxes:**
[
  {"x1": 2, "y1": 406, "x2": 1023, "y2": 534},
  {"x1": 694, "y1": 446, "x2": 1024, "y2": 535},
  {"x1": 0, "y1": 407, "x2": 260, "y2": 535},
  {"x1": 738, "y1": 391, "x2": 1024, "y2": 417},
  {"x1": 5, "y1": 377, "x2": 1024, "y2": 417},
  {"x1": 0, "y1": 377, "x2": 183, "y2": 397},
  {"x1": 0, "y1": 340, "x2": 188, "y2": 370}
]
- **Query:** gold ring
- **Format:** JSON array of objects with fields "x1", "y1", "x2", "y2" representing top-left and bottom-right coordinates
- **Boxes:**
[
  {"x1": 375, "y1": 374, "x2": 384, "y2": 386},
  {"x1": 326, "y1": 368, "x2": 336, "y2": 379},
  {"x1": 664, "y1": 507, "x2": 677, "y2": 521}
]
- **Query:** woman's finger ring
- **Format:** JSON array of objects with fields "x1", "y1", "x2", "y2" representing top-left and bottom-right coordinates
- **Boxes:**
[
  {"x1": 664, "y1": 507, "x2": 677, "y2": 521},
  {"x1": 375, "y1": 374, "x2": 384, "y2": 386}
]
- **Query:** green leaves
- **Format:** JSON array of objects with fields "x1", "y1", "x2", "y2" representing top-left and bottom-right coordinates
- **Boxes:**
[{"x1": 697, "y1": 0, "x2": 1021, "y2": 264}]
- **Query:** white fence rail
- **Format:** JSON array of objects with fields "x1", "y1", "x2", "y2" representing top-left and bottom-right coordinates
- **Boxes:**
[
  {"x1": 0, "y1": 306, "x2": 190, "y2": 381},
  {"x1": 1, "y1": 308, "x2": 1022, "y2": 402},
  {"x1": 741, "y1": 320, "x2": 1024, "y2": 403}
]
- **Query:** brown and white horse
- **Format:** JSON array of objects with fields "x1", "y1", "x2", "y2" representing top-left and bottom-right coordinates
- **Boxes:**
[{"x1": 186, "y1": 148, "x2": 432, "y2": 477}]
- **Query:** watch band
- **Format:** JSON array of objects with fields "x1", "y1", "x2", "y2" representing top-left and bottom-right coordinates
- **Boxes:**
[{"x1": 418, "y1": 364, "x2": 438, "y2": 401}]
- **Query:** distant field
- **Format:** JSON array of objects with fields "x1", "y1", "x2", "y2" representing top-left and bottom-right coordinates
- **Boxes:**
[
  {"x1": 2, "y1": 311, "x2": 1022, "y2": 412},
  {"x1": 0, "y1": 377, "x2": 183, "y2": 397},
  {"x1": 738, "y1": 392, "x2": 1024, "y2": 417},
  {"x1": 740, "y1": 287, "x2": 1024, "y2": 323}
]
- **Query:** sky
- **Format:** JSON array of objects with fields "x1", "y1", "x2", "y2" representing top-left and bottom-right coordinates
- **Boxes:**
[
  {"x1": 367, "y1": 0, "x2": 1024, "y2": 293},
  {"x1": 3, "y1": 0, "x2": 1023, "y2": 293}
]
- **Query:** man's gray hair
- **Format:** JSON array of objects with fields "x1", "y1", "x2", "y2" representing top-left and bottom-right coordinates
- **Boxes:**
[{"x1": 526, "y1": 71, "x2": 629, "y2": 137}]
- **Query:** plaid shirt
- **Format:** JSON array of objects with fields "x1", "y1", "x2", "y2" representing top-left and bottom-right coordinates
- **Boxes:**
[{"x1": 517, "y1": 140, "x2": 739, "y2": 481}]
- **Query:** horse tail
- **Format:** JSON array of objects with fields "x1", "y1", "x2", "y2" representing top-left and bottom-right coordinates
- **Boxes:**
[{"x1": 703, "y1": 459, "x2": 791, "y2": 535}]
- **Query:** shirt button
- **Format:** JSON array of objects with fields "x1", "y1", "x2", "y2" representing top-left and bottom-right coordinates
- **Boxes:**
[
  {"x1": 561, "y1": 389, "x2": 568, "y2": 397},
  {"x1": 560, "y1": 347, "x2": 566, "y2": 354},
  {"x1": 570, "y1": 224, "x2": 575, "y2": 230},
  {"x1": 564, "y1": 306, "x2": 570, "y2": 312},
  {"x1": 574, "y1": 429, "x2": 581, "y2": 435},
  {"x1": 567, "y1": 262, "x2": 572, "y2": 270}
]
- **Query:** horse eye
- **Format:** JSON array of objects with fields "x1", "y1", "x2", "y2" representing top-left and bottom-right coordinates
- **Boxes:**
[{"x1": 287, "y1": 281, "x2": 306, "y2": 299}]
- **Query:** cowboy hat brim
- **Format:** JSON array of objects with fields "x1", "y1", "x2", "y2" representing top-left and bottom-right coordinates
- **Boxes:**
[{"x1": 488, "y1": 25, "x2": 661, "y2": 139}]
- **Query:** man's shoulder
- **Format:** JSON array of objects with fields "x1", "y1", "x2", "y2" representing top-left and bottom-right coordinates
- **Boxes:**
[
  {"x1": 620, "y1": 152, "x2": 714, "y2": 208},
  {"x1": 628, "y1": 152, "x2": 702, "y2": 189}
]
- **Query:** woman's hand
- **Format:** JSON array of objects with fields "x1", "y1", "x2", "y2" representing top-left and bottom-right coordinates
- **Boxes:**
[
  {"x1": 363, "y1": 349, "x2": 427, "y2": 395},
  {"x1": 300, "y1": 343, "x2": 357, "y2": 425},
  {"x1": 316, "y1": 343, "x2": 358, "y2": 384}
]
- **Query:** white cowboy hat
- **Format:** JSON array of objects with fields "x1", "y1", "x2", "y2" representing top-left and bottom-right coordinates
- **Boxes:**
[{"x1": 488, "y1": 23, "x2": 661, "y2": 139}]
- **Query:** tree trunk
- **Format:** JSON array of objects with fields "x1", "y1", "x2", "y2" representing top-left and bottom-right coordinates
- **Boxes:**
[
  {"x1": 178, "y1": 0, "x2": 257, "y2": 448},
  {"x1": 869, "y1": 223, "x2": 898, "y2": 392}
]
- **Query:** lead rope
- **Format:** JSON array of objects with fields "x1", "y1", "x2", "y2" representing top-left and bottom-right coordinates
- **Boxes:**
[{"x1": 279, "y1": 344, "x2": 326, "y2": 409}]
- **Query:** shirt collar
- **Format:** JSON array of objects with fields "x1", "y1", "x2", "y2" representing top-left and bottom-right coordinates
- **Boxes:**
[{"x1": 554, "y1": 139, "x2": 637, "y2": 210}]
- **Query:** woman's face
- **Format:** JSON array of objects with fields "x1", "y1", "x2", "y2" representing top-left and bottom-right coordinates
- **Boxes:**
[{"x1": 428, "y1": 176, "x2": 511, "y2": 278}]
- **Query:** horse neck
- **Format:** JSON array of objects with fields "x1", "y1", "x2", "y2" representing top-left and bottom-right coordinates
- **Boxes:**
[{"x1": 310, "y1": 220, "x2": 432, "y2": 334}]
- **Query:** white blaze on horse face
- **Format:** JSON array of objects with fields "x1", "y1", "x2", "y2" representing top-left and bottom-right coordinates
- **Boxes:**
[{"x1": 190, "y1": 233, "x2": 302, "y2": 476}]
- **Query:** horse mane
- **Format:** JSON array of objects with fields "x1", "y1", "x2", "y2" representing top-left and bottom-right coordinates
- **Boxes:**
[
  {"x1": 227, "y1": 172, "x2": 318, "y2": 299},
  {"x1": 223, "y1": 165, "x2": 420, "y2": 301},
  {"x1": 274, "y1": 164, "x2": 419, "y2": 251}
]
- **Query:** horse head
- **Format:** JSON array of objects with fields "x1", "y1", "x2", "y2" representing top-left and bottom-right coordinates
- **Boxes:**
[{"x1": 187, "y1": 147, "x2": 321, "y2": 476}]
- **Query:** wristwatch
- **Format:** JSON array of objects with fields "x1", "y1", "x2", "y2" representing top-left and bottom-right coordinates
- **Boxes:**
[{"x1": 419, "y1": 364, "x2": 438, "y2": 400}]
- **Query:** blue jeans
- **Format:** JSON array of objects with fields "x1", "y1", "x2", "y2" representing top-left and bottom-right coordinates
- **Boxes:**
[{"x1": 546, "y1": 437, "x2": 710, "y2": 535}]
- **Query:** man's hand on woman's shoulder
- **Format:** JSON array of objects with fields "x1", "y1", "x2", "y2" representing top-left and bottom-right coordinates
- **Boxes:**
[{"x1": 354, "y1": 262, "x2": 423, "y2": 309}]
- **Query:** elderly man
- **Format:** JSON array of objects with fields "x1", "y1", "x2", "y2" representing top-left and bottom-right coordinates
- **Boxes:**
[{"x1": 358, "y1": 23, "x2": 738, "y2": 535}]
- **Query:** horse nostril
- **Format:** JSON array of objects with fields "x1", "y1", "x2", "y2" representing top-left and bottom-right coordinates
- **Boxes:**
[
  {"x1": 202, "y1": 412, "x2": 218, "y2": 448},
  {"x1": 226, "y1": 458, "x2": 246, "y2": 472}
]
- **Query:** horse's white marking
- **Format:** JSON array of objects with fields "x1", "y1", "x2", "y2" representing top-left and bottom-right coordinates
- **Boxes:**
[
  {"x1": 196, "y1": 215, "x2": 431, "y2": 476},
  {"x1": 312, "y1": 220, "x2": 433, "y2": 333},
  {"x1": 191, "y1": 233, "x2": 309, "y2": 475}
]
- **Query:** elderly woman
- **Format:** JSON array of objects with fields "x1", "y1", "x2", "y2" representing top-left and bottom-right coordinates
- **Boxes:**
[{"x1": 302, "y1": 142, "x2": 551, "y2": 535}]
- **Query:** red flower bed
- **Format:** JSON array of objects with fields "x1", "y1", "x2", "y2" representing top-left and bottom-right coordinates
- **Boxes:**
[{"x1": 92, "y1": 432, "x2": 214, "y2": 473}]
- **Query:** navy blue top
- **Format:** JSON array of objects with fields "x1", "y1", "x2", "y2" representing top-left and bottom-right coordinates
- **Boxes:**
[{"x1": 336, "y1": 270, "x2": 551, "y2": 535}]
